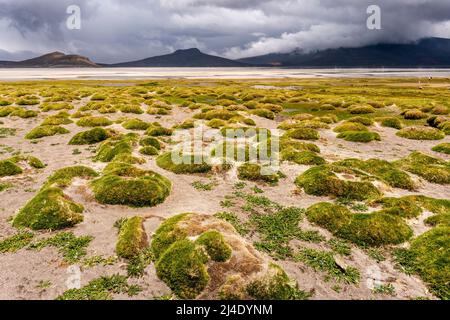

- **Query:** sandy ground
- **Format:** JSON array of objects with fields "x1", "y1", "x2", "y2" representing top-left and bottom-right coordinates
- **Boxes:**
[{"x1": 0, "y1": 94, "x2": 449, "y2": 300}]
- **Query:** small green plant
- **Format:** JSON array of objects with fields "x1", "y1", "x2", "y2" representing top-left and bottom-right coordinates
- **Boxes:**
[
  {"x1": 0, "y1": 231, "x2": 34, "y2": 253},
  {"x1": 191, "y1": 180, "x2": 216, "y2": 191},
  {"x1": 396, "y1": 126, "x2": 445, "y2": 140},
  {"x1": 372, "y1": 283, "x2": 396, "y2": 296}
]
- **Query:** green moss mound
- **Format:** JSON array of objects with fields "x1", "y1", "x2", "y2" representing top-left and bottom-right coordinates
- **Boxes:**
[
  {"x1": 145, "y1": 124, "x2": 173, "y2": 136},
  {"x1": 91, "y1": 163, "x2": 171, "y2": 207},
  {"x1": 156, "y1": 152, "x2": 212, "y2": 174},
  {"x1": 281, "y1": 147, "x2": 325, "y2": 165},
  {"x1": 285, "y1": 128, "x2": 319, "y2": 141},
  {"x1": 337, "y1": 131, "x2": 381, "y2": 143},
  {"x1": 41, "y1": 112, "x2": 73, "y2": 125},
  {"x1": 372, "y1": 197, "x2": 423, "y2": 218},
  {"x1": 196, "y1": 231, "x2": 232, "y2": 262},
  {"x1": 43, "y1": 166, "x2": 98, "y2": 189},
  {"x1": 237, "y1": 163, "x2": 279, "y2": 183},
  {"x1": 122, "y1": 119, "x2": 150, "y2": 130},
  {"x1": 0, "y1": 160, "x2": 23, "y2": 177},
  {"x1": 396, "y1": 126, "x2": 445, "y2": 140},
  {"x1": 151, "y1": 213, "x2": 190, "y2": 259},
  {"x1": 394, "y1": 226, "x2": 450, "y2": 300},
  {"x1": 432, "y1": 143, "x2": 450, "y2": 155},
  {"x1": 156, "y1": 239, "x2": 209, "y2": 299},
  {"x1": 69, "y1": 128, "x2": 111, "y2": 145},
  {"x1": 116, "y1": 216, "x2": 148, "y2": 259},
  {"x1": 245, "y1": 264, "x2": 309, "y2": 300},
  {"x1": 13, "y1": 187, "x2": 84, "y2": 230},
  {"x1": 335, "y1": 158, "x2": 416, "y2": 190},
  {"x1": 295, "y1": 165, "x2": 381, "y2": 201},
  {"x1": 207, "y1": 119, "x2": 227, "y2": 128},
  {"x1": 394, "y1": 152, "x2": 450, "y2": 185},
  {"x1": 378, "y1": 117, "x2": 402, "y2": 129},
  {"x1": 95, "y1": 133, "x2": 139, "y2": 163},
  {"x1": 347, "y1": 116, "x2": 374, "y2": 126},
  {"x1": 139, "y1": 146, "x2": 159, "y2": 156},
  {"x1": 25, "y1": 125, "x2": 70, "y2": 139},
  {"x1": 139, "y1": 136, "x2": 161, "y2": 149},
  {"x1": 251, "y1": 108, "x2": 275, "y2": 120},
  {"x1": 306, "y1": 202, "x2": 412, "y2": 246},
  {"x1": 76, "y1": 116, "x2": 113, "y2": 127},
  {"x1": 334, "y1": 122, "x2": 368, "y2": 133}
]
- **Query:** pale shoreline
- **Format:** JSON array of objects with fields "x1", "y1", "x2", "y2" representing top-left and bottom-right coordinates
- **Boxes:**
[{"x1": 1, "y1": 67, "x2": 450, "y2": 81}]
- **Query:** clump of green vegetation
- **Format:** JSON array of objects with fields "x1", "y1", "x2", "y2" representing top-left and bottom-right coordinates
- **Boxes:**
[
  {"x1": 119, "y1": 104, "x2": 144, "y2": 114},
  {"x1": 0, "y1": 231, "x2": 34, "y2": 253},
  {"x1": 284, "y1": 128, "x2": 319, "y2": 141},
  {"x1": 295, "y1": 165, "x2": 381, "y2": 201},
  {"x1": 116, "y1": 216, "x2": 148, "y2": 259},
  {"x1": 42, "y1": 166, "x2": 98, "y2": 189},
  {"x1": 348, "y1": 104, "x2": 375, "y2": 114},
  {"x1": 122, "y1": 118, "x2": 150, "y2": 130},
  {"x1": 245, "y1": 264, "x2": 310, "y2": 300},
  {"x1": 146, "y1": 124, "x2": 173, "y2": 136},
  {"x1": 347, "y1": 116, "x2": 374, "y2": 126},
  {"x1": 396, "y1": 126, "x2": 445, "y2": 140},
  {"x1": 378, "y1": 117, "x2": 402, "y2": 129},
  {"x1": 25, "y1": 125, "x2": 70, "y2": 139},
  {"x1": 394, "y1": 152, "x2": 450, "y2": 184},
  {"x1": 280, "y1": 138, "x2": 320, "y2": 153},
  {"x1": 306, "y1": 202, "x2": 412, "y2": 246},
  {"x1": 29, "y1": 232, "x2": 93, "y2": 263},
  {"x1": 13, "y1": 187, "x2": 84, "y2": 230},
  {"x1": 196, "y1": 231, "x2": 232, "y2": 262},
  {"x1": 394, "y1": 226, "x2": 449, "y2": 300},
  {"x1": 139, "y1": 136, "x2": 161, "y2": 149},
  {"x1": 328, "y1": 239, "x2": 352, "y2": 256},
  {"x1": 139, "y1": 146, "x2": 159, "y2": 156},
  {"x1": 432, "y1": 143, "x2": 450, "y2": 155},
  {"x1": 191, "y1": 180, "x2": 216, "y2": 191},
  {"x1": 0, "y1": 182, "x2": 12, "y2": 192},
  {"x1": 372, "y1": 197, "x2": 423, "y2": 218},
  {"x1": 156, "y1": 152, "x2": 212, "y2": 174},
  {"x1": 295, "y1": 248, "x2": 360, "y2": 284},
  {"x1": 0, "y1": 127, "x2": 16, "y2": 138},
  {"x1": 95, "y1": 133, "x2": 139, "y2": 163},
  {"x1": 251, "y1": 108, "x2": 275, "y2": 120},
  {"x1": 69, "y1": 128, "x2": 111, "y2": 145},
  {"x1": 372, "y1": 283, "x2": 396, "y2": 296},
  {"x1": 206, "y1": 119, "x2": 227, "y2": 128},
  {"x1": 0, "y1": 159, "x2": 23, "y2": 177},
  {"x1": 281, "y1": 148, "x2": 325, "y2": 165},
  {"x1": 76, "y1": 116, "x2": 113, "y2": 127},
  {"x1": 237, "y1": 163, "x2": 279, "y2": 184},
  {"x1": 335, "y1": 158, "x2": 416, "y2": 190},
  {"x1": 402, "y1": 109, "x2": 428, "y2": 120},
  {"x1": 10, "y1": 108, "x2": 38, "y2": 119},
  {"x1": 91, "y1": 162, "x2": 171, "y2": 207},
  {"x1": 337, "y1": 131, "x2": 381, "y2": 143},
  {"x1": 40, "y1": 103, "x2": 73, "y2": 112},
  {"x1": 57, "y1": 274, "x2": 140, "y2": 300},
  {"x1": 214, "y1": 212, "x2": 249, "y2": 236},
  {"x1": 333, "y1": 122, "x2": 368, "y2": 133},
  {"x1": 41, "y1": 112, "x2": 73, "y2": 125}
]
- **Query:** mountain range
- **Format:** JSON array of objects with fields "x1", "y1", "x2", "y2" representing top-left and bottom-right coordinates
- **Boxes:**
[{"x1": 1, "y1": 37, "x2": 450, "y2": 68}]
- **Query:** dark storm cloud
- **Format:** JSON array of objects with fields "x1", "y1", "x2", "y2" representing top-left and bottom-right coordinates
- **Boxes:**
[{"x1": 0, "y1": 0, "x2": 449, "y2": 62}]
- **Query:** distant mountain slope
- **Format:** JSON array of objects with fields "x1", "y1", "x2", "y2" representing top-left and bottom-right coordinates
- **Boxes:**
[
  {"x1": 239, "y1": 38, "x2": 450, "y2": 67},
  {"x1": 0, "y1": 52, "x2": 100, "y2": 68},
  {"x1": 107, "y1": 48, "x2": 250, "y2": 67}
]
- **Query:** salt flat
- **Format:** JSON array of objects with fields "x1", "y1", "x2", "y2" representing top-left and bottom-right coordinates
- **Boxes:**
[{"x1": 1, "y1": 67, "x2": 450, "y2": 80}]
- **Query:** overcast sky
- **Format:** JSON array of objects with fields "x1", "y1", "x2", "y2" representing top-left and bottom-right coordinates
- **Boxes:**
[{"x1": 0, "y1": 0, "x2": 450, "y2": 63}]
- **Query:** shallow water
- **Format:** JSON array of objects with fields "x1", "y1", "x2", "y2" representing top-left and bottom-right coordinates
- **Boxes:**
[{"x1": 1, "y1": 67, "x2": 450, "y2": 80}]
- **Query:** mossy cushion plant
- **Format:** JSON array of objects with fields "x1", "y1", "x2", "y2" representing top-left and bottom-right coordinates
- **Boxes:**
[
  {"x1": 394, "y1": 152, "x2": 450, "y2": 185},
  {"x1": 237, "y1": 163, "x2": 279, "y2": 184},
  {"x1": 76, "y1": 116, "x2": 113, "y2": 127},
  {"x1": 396, "y1": 126, "x2": 445, "y2": 140},
  {"x1": 335, "y1": 158, "x2": 416, "y2": 190},
  {"x1": 284, "y1": 128, "x2": 319, "y2": 141},
  {"x1": 156, "y1": 152, "x2": 212, "y2": 174},
  {"x1": 348, "y1": 104, "x2": 376, "y2": 114},
  {"x1": 13, "y1": 187, "x2": 84, "y2": 230},
  {"x1": 139, "y1": 136, "x2": 161, "y2": 150},
  {"x1": 95, "y1": 133, "x2": 139, "y2": 163},
  {"x1": 378, "y1": 117, "x2": 402, "y2": 129},
  {"x1": 91, "y1": 163, "x2": 171, "y2": 207},
  {"x1": 0, "y1": 159, "x2": 23, "y2": 177},
  {"x1": 195, "y1": 231, "x2": 232, "y2": 262},
  {"x1": 337, "y1": 131, "x2": 381, "y2": 143},
  {"x1": 69, "y1": 128, "x2": 111, "y2": 145},
  {"x1": 146, "y1": 124, "x2": 173, "y2": 137},
  {"x1": 333, "y1": 122, "x2": 368, "y2": 133},
  {"x1": 295, "y1": 165, "x2": 381, "y2": 201},
  {"x1": 280, "y1": 148, "x2": 325, "y2": 166},
  {"x1": 43, "y1": 166, "x2": 99, "y2": 189},
  {"x1": 122, "y1": 119, "x2": 150, "y2": 131},
  {"x1": 25, "y1": 125, "x2": 70, "y2": 139},
  {"x1": 394, "y1": 226, "x2": 450, "y2": 300},
  {"x1": 139, "y1": 146, "x2": 159, "y2": 156},
  {"x1": 432, "y1": 143, "x2": 450, "y2": 155},
  {"x1": 116, "y1": 216, "x2": 148, "y2": 259},
  {"x1": 347, "y1": 116, "x2": 374, "y2": 126},
  {"x1": 306, "y1": 202, "x2": 412, "y2": 246}
]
